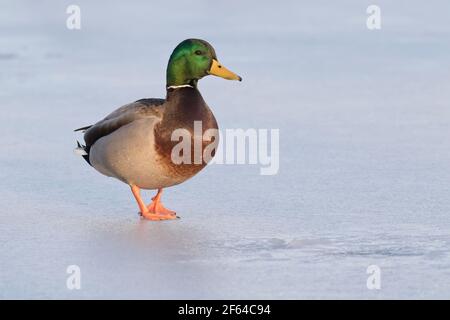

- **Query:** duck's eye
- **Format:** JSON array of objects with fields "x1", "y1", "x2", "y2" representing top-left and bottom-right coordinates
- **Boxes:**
[{"x1": 195, "y1": 50, "x2": 203, "y2": 55}]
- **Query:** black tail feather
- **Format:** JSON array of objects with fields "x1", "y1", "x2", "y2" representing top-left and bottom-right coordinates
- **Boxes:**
[
  {"x1": 76, "y1": 141, "x2": 91, "y2": 166},
  {"x1": 74, "y1": 125, "x2": 92, "y2": 132}
]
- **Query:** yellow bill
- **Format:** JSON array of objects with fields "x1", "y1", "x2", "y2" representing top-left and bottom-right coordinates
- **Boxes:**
[{"x1": 208, "y1": 59, "x2": 242, "y2": 81}]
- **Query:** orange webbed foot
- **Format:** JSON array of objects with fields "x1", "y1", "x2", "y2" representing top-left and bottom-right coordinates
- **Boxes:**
[
  {"x1": 145, "y1": 188, "x2": 178, "y2": 220},
  {"x1": 139, "y1": 211, "x2": 178, "y2": 221},
  {"x1": 131, "y1": 185, "x2": 178, "y2": 221}
]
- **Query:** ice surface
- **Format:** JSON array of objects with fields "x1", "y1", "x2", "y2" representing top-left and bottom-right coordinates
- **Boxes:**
[{"x1": 1, "y1": 0, "x2": 450, "y2": 299}]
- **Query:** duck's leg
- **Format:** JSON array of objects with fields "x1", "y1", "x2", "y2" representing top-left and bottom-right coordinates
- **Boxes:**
[
  {"x1": 147, "y1": 188, "x2": 177, "y2": 217},
  {"x1": 130, "y1": 185, "x2": 176, "y2": 221}
]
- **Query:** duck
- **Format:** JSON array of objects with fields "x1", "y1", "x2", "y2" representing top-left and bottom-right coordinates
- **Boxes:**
[{"x1": 74, "y1": 39, "x2": 241, "y2": 220}]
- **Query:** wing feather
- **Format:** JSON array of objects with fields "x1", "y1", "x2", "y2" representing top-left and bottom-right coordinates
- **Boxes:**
[{"x1": 81, "y1": 98, "x2": 165, "y2": 148}]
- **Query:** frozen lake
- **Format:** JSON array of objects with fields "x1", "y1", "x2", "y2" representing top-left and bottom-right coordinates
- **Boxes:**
[{"x1": 1, "y1": 0, "x2": 450, "y2": 299}]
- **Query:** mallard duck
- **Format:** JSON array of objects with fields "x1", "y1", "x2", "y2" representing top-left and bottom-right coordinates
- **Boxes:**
[{"x1": 75, "y1": 39, "x2": 241, "y2": 220}]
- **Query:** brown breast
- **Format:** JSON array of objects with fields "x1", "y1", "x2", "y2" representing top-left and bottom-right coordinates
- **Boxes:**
[{"x1": 154, "y1": 87, "x2": 219, "y2": 180}]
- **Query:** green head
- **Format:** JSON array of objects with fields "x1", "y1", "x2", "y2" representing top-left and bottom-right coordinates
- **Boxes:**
[{"x1": 166, "y1": 39, "x2": 241, "y2": 88}]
